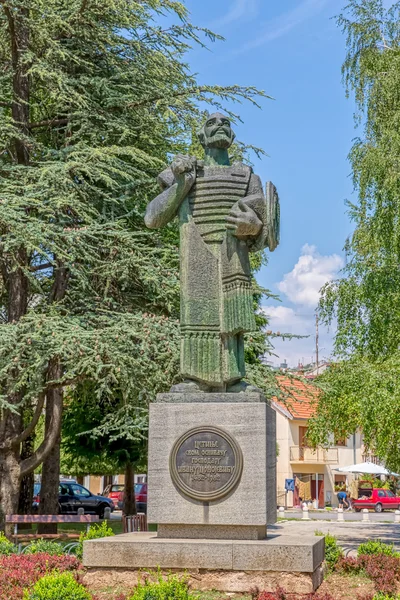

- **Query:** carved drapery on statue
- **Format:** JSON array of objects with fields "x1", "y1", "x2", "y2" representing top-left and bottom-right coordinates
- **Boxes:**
[{"x1": 157, "y1": 162, "x2": 265, "y2": 385}]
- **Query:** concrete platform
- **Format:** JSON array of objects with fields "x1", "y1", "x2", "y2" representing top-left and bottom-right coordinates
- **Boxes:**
[{"x1": 83, "y1": 532, "x2": 325, "y2": 593}]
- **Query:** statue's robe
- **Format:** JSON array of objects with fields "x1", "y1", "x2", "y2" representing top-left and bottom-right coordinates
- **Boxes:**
[{"x1": 157, "y1": 161, "x2": 268, "y2": 387}]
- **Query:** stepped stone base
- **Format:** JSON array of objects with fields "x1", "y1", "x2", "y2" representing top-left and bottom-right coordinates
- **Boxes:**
[{"x1": 83, "y1": 532, "x2": 325, "y2": 593}]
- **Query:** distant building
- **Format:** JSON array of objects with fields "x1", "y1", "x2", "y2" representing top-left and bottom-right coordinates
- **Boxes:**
[
  {"x1": 273, "y1": 376, "x2": 363, "y2": 508},
  {"x1": 304, "y1": 362, "x2": 331, "y2": 379}
]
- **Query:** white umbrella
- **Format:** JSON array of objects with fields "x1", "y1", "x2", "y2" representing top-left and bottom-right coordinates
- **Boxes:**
[{"x1": 335, "y1": 461, "x2": 397, "y2": 476}]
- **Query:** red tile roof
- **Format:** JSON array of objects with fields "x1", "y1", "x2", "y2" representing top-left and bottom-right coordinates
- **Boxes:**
[{"x1": 273, "y1": 376, "x2": 319, "y2": 420}]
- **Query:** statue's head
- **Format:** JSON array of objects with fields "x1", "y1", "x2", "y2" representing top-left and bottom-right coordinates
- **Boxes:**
[{"x1": 197, "y1": 112, "x2": 235, "y2": 150}]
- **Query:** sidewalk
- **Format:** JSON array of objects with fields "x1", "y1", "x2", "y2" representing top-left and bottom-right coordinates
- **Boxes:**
[{"x1": 272, "y1": 518, "x2": 400, "y2": 553}]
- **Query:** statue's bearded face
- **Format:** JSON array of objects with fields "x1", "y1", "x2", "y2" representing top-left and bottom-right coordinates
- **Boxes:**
[{"x1": 198, "y1": 113, "x2": 235, "y2": 149}]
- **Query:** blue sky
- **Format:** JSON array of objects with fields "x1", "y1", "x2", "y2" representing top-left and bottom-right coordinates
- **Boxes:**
[{"x1": 174, "y1": 0, "x2": 394, "y2": 366}]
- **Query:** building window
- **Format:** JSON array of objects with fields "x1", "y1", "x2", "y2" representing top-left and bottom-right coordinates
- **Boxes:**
[{"x1": 335, "y1": 436, "x2": 347, "y2": 447}]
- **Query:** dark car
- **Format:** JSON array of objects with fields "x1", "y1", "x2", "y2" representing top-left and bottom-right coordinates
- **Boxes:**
[{"x1": 58, "y1": 482, "x2": 114, "y2": 517}]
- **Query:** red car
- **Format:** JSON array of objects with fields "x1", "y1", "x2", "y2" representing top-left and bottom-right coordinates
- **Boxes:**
[
  {"x1": 103, "y1": 482, "x2": 147, "y2": 513},
  {"x1": 135, "y1": 483, "x2": 147, "y2": 513},
  {"x1": 103, "y1": 484, "x2": 124, "y2": 507},
  {"x1": 353, "y1": 488, "x2": 400, "y2": 513}
]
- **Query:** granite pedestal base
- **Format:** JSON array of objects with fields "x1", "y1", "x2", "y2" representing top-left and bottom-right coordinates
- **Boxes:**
[
  {"x1": 148, "y1": 393, "x2": 276, "y2": 539},
  {"x1": 83, "y1": 532, "x2": 325, "y2": 593}
]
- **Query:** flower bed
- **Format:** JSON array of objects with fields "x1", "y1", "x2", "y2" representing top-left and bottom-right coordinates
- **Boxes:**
[{"x1": 0, "y1": 553, "x2": 82, "y2": 600}]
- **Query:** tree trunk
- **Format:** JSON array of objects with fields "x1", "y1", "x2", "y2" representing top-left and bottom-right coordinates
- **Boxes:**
[
  {"x1": 0, "y1": 449, "x2": 21, "y2": 533},
  {"x1": 123, "y1": 462, "x2": 136, "y2": 516},
  {"x1": 18, "y1": 434, "x2": 35, "y2": 516},
  {"x1": 38, "y1": 387, "x2": 62, "y2": 535},
  {"x1": 0, "y1": 1, "x2": 30, "y2": 532}
]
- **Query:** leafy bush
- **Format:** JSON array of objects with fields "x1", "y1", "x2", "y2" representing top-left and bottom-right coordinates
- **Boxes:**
[
  {"x1": 358, "y1": 540, "x2": 398, "y2": 558},
  {"x1": 255, "y1": 590, "x2": 335, "y2": 600},
  {"x1": 257, "y1": 591, "x2": 286, "y2": 600},
  {"x1": 76, "y1": 521, "x2": 114, "y2": 560},
  {"x1": 23, "y1": 572, "x2": 92, "y2": 600},
  {"x1": 335, "y1": 555, "x2": 363, "y2": 575},
  {"x1": 127, "y1": 571, "x2": 190, "y2": 600},
  {"x1": 0, "y1": 553, "x2": 81, "y2": 600},
  {"x1": 314, "y1": 532, "x2": 343, "y2": 571},
  {"x1": 24, "y1": 540, "x2": 64, "y2": 556},
  {"x1": 359, "y1": 554, "x2": 400, "y2": 596},
  {"x1": 0, "y1": 532, "x2": 17, "y2": 556}
]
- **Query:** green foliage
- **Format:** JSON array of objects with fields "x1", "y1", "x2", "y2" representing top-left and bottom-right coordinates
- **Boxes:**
[
  {"x1": 23, "y1": 572, "x2": 92, "y2": 600},
  {"x1": 24, "y1": 539, "x2": 64, "y2": 556},
  {"x1": 0, "y1": 0, "x2": 276, "y2": 489},
  {"x1": 358, "y1": 540, "x2": 398, "y2": 558},
  {"x1": 127, "y1": 571, "x2": 191, "y2": 600},
  {"x1": 75, "y1": 521, "x2": 114, "y2": 560},
  {"x1": 315, "y1": 531, "x2": 343, "y2": 571},
  {"x1": 0, "y1": 532, "x2": 17, "y2": 555},
  {"x1": 309, "y1": 0, "x2": 400, "y2": 471}
]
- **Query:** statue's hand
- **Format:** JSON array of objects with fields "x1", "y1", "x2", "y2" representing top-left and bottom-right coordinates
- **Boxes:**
[
  {"x1": 171, "y1": 154, "x2": 196, "y2": 187},
  {"x1": 226, "y1": 200, "x2": 262, "y2": 239}
]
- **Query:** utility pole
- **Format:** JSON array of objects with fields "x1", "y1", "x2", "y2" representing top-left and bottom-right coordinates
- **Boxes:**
[{"x1": 315, "y1": 313, "x2": 319, "y2": 375}]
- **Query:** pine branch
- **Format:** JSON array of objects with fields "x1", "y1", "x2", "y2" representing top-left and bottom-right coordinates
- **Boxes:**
[
  {"x1": 79, "y1": 0, "x2": 89, "y2": 15},
  {"x1": 30, "y1": 262, "x2": 53, "y2": 272},
  {"x1": 28, "y1": 118, "x2": 68, "y2": 130},
  {"x1": 126, "y1": 86, "x2": 214, "y2": 109},
  {"x1": 0, "y1": 0, "x2": 17, "y2": 69},
  {"x1": 20, "y1": 391, "x2": 62, "y2": 477},
  {"x1": 7, "y1": 392, "x2": 45, "y2": 450},
  {"x1": 20, "y1": 359, "x2": 63, "y2": 478}
]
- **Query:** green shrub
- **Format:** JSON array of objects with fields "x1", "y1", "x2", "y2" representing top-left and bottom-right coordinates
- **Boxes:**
[
  {"x1": 75, "y1": 521, "x2": 114, "y2": 559},
  {"x1": 0, "y1": 532, "x2": 17, "y2": 555},
  {"x1": 24, "y1": 539, "x2": 64, "y2": 556},
  {"x1": 315, "y1": 531, "x2": 343, "y2": 571},
  {"x1": 358, "y1": 540, "x2": 398, "y2": 558},
  {"x1": 373, "y1": 594, "x2": 400, "y2": 599},
  {"x1": 23, "y1": 572, "x2": 92, "y2": 600},
  {"x1": 127, "y1": 571, "x2": 191, "y2": 600}
]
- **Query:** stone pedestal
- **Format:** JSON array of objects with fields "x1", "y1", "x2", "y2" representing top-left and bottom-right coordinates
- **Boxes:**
[
  {"x1": 83, "y1": 391, "x2": 325, "y2": 592},
  {"x1": 148, "y1": 392, "x2": 276, "y2": 539},
  {"x1": 83, "y1": 533, "x2": 325, "y2": 593}
]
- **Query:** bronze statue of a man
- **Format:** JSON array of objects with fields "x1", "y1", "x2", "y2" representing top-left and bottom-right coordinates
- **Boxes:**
[{"x1": 145, "y1": 113, "x2": 279, "y2": 392}]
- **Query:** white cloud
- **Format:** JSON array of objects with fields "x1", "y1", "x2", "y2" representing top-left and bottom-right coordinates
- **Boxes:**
[
  {"x1": 260, "y1": 244, "x2": 343, "y2": 367},
  {"x1": 277, "y1": 244, "x2": 343, "y2": 309},
  {"x1": 237, "y1": 0, "x2": 332, "y2": 53},
  {"x1": 211, "y1": 0, "x2": 258, "y2": 27},
  {"x1": 264, "y1": 305, "x2": 310, "y2": 332}
]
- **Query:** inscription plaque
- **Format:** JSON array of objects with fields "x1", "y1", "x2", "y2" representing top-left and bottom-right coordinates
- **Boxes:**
[{"x1": 169, "y1": 426, "x2": 243, "y2": 502}]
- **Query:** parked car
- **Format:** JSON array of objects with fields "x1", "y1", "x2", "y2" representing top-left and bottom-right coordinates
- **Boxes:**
[
  {"x1": 103, "y1": 484, "x2": 124, "y2": 506},
  {"x1": 104, "y1": 482, "x2": 147, "y2": 513},
  {"x1": 352, "y1": 488, "x2": 400, "y2": 513},
  {"x1": 58, "y1": 482, "x2": 114, "y2": 517},
  {"x1": 135, "y1": 482, "x2": 147, "y2": 513},
  {"x1": 32, "y1": 481, "x2": 114, "y2": 517},
  {"x1": 33, "y1": 482, "x2": 41, "y2": 503}
]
